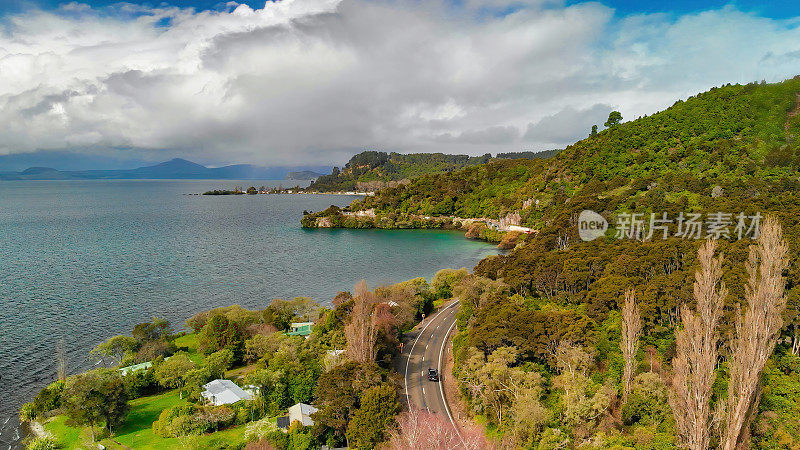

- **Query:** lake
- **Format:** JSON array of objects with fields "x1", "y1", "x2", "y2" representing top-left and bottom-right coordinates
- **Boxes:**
[{"x1": 0, "y1": 179, "x2": 497, "y2": 447}]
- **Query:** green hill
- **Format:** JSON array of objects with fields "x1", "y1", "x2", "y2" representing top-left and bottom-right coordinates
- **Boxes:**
[
  {"x1": 305, "y1": 77, "x2": 800, "y2": 225},
  {"x1": 306, "y1": 151, "x2": 497, "y2": 192},
  {"x1": 302, "y1": 77, "x2": 800, "y2": 448}
]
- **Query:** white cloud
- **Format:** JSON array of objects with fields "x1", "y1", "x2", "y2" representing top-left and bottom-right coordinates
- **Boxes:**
[
  {"x1": 524, "y1": 103, "x2": 611, "y2": 143},
  {"x1": 0, "y1": 0, "x2": 799, "y2": 165}
]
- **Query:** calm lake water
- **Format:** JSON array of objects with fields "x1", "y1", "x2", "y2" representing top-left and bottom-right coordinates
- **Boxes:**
[{"x1": 0, "y1": 179, "x2": 497, "y2": 447}]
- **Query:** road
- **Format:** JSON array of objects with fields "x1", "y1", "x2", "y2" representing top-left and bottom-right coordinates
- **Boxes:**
[{"x1": 400, "y1": 300, "x2": 460, "y2": 425}]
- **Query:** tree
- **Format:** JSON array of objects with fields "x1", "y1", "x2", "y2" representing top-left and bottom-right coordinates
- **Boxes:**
[
  {"x1": 459, "y1": 346, "x2": 543, "y2": 429},
  {"x1": 63, "y1": 370, "x2": 129, "y2": 441},
  {"x1": 552, "y1": 343, "x2": 610, "y2": 432},
  {"x1": 388, "y1": 410, "x2": 486, "y2": 450},
  {"x1": 620, "y1": 288, "x2": 642, "y2": 402},
  {"x1": 91, "y1": 335, "x2": 138, "y2": 365},
  {"x1": 590, "y1": 124, "x2": 598, "y2": 136},
  {"x1": 132, "y1": 317, "x2": 172, "y2": 343},
  {"x1": 668, "y1": 240, "x2": 726, "y2": 450},
  {"x1": 723, "y1": 216, "x2": 789, "y2": 450},
  {"x1": 604, "y1": 111, "x2": 622, "y2": 127},
  {"x1": 205, "y1": 348, "x2": 234, "y2": 379},
  {"x1": 199, "y1": 313, "x2": 246, "y2": 360},
  {"x1": 345, "y1": 384, "x2": 401, "y2": 448},
  {"x1": 313, "y1": 361, "x2": 383, "y2": 442},
  {"x1": 344, "y1": 281, "x2": 396, "y2": 363},
  {"x1": 155, "y1": 353, "x2": 196, "y2": 397},
  {"x1": 622, "y1": 372, "x2": 669, "y2": 426}
]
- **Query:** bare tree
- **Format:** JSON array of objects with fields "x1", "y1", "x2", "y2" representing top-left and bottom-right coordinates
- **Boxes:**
[
  {"x1": 345, "y1": 280, "x2": 396, "y2": 363},
  {"x1": 668, "y1": 240, "x2": 727, "y2": 450},
  {"x1": 56, "y1": 338, "x2": 66, "y2": 381},
  {"x1": 620, "y1": 288, "x2": 642, "y2": 402},
  {"x1": 722, "y1": 216, "x2": 789, "y2": 450},
  {"x1": 388, "y1": 409, "x2": 487, "y2": 450}
]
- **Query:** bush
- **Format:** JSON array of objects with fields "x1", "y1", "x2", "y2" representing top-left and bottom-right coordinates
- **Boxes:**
[
  {"x1": 25, "y1": 436, "x2": 58, "y2": 450},
  {"x1": 622, "y1": 372, "x2": 669, "y2": 426},
  {"x1": 19, "y1": 403, "x2": 36, "y2": 423},
  {"x1": 538, "y1": 428, "x2": 571, "y2": 450},
  {"x1": 32, "y1": 381, "x2": 64, "y2": 416},
  {"x1": 122, "y1": 369, "x2": 159, "y2": 399},
  {"x1": 153, "y1": 404, "x2": 203, "y2": 437}
]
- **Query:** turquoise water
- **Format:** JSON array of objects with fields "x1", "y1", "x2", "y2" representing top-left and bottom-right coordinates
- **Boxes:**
[{"x1": 0, "y1": 180, "x2": 496, "y2": 446}]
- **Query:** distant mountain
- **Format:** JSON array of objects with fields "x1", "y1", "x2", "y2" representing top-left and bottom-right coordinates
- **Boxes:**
[
  {"x1": 285, "y1": 170, "x2": 325, "y2": 180},
  {"x1": 0, "y1": 159, "x2": 332, "y2": 181}
]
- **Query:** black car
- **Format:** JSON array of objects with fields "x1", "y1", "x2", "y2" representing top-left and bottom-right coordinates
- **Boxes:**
[{"x1": 428, "y1": 368, "x2": 439, "y2": 382}]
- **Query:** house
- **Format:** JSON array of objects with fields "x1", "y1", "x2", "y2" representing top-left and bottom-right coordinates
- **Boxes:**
[
  {"x1": 118, "y1": 361, "x2": 152, "y2": 376},
  {"x1": 201, "y1": 379, "x2": 255, "y2": 406},
  {"x1": 289, "y1": 402, "x2": 318, "y2": 426},
  {"x1": 286, "y1": 322, "x2": 314, "y2": 337},
  {"x1": 278, "y1": 403, "x2": 319, "y2": 429},
  {"x1": 118, "y1": 356, "x2": 172, "y2": 376}
]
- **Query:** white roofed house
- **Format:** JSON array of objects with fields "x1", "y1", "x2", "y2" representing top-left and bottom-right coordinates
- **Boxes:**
[
  {"x1": 201, "y1": 379, "x2": 255, "y2": 406},
  {"x1": 277, "y1": 403, "x2": 319, "y2": 429},
  {"x1": 289, "y1": 402, "x2": 318, "y2": 426}
]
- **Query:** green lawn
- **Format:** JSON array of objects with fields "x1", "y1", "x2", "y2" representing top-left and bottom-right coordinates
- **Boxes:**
[
  {"x1": 43, "y1": 416, "x2": 83, "y2": 449},
  {"x1": 174, "y1": 333, "x2": 203, "y2": 365},
  {"x1": 103, "y1": 390, "x2": 185, "y2": 448},
  {"x1": 95, "y1": 390, "x2": 247, "y2": 449}
]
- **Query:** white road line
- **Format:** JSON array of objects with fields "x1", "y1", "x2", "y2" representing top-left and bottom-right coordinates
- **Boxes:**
[
  {"x1": 404, "y1": 301, "x2": 458, "y2": 408},
  {"x1": 422, "y1": 387, "x2": 425, "y2": 395},
  {"x1": 438, "y1": 309, "x2": 464, "y2": 444}
]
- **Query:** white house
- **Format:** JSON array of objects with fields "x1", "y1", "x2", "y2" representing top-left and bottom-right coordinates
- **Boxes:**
[
  {"x1": 288, "y1": 403, "x2": 318, "y2": 427},
  {"x1": 201, "y1": 379, "x2": 255, "y2": 406},
  {"x1": 507, "y1": 225, "x2": 534, "y2": 234}
]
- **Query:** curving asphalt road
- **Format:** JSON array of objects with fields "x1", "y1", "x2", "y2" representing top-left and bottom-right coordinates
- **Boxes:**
[{"x1": 399, "y1": 300, "x2": 460, "y2": 427}]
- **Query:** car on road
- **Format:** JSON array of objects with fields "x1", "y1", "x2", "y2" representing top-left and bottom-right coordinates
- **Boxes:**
[{"x1": 428, "y1": 368, "x2": 439, "y2": 382}]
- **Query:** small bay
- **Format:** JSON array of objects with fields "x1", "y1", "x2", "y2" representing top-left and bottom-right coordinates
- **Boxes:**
[{"x1": 0, "y1": 179, "x2": 497, "y2": 447}]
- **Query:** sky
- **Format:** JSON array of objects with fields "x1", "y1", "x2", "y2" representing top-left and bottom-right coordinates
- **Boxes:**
[{"x1": 1, "y1": 0, "x2": 799, "y2": 168}]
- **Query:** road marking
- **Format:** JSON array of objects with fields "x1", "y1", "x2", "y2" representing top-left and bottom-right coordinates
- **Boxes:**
[
  {"x1": 404, "y1": 301, "x2": 458, "y2": 409},
  {"x1": 438, "y1": 309, "x2": 465, "y2": 444},
  {"x1": 422, "y1": 387, "x2": 425, "y2": 395}
]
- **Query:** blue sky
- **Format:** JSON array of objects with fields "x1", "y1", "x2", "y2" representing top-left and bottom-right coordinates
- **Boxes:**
[{"x1": 2, "y1": 0, "x2": 799, "y2": 18}]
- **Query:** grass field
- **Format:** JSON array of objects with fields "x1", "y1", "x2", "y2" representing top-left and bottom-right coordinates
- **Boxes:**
[
  {"x1": 43, "y1": 389, "x2": 248, "y2": 449},
  {"x1": 43, "y1": 416, "x2": 84, "y2": 449},
  {"x1": 103, "y1": 390, "x2": 186, "y2": 448},
  {"x1": 174, "y1": 333, "x2": 203, "y2": 365}
]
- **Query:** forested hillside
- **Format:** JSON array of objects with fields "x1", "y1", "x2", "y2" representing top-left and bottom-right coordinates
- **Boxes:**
[
  {"x1": 326, "y1": 78, "x2": 800, "y2": 222},
  {"x1": 304, "y1": 77, "x2": 800, "y2": 448},
  {"x1": 306, "y1": 151, "x2": 495, "y2": 192}
]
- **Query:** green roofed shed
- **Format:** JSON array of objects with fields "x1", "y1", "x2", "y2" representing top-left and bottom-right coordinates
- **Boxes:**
[{"x1": 286, "y1": 322, "x2": 314, "y2": 336}]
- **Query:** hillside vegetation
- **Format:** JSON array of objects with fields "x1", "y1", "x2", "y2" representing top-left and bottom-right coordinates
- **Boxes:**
[
  {"x1": 306, "y1": 151, "x2": 496, "y2": 192},
  {"x1": 320, "y1": 78, "x2": 800, "y2": 222},
  {"x1": 304, "y1": 77, "x2": 800, "y2": 448}
]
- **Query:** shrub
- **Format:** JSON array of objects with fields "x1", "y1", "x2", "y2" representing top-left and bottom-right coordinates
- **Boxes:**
[
  {"x1": 153, "y1": 404, "x2": 202, "y2": 437},
  {"x1": 32, "y1": 381, "x2": 64, "y2": 416},
  {"x1": 622, "y1": 372, "x2": 669, "y2": 426},
  {"x1": 19, "y1": 403, "x2": 36, "y2": 423},
  {"x1": 26, "y1": 436, "x2": 58, "y2": 450}
]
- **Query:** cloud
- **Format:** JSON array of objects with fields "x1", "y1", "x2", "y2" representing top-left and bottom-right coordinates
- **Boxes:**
[
  {"x1": 0, "y1": 0, "x2": 799, "y2": 165},
  {"x1": 523, "y1": 104, "x2": 612, "y2": 143},
  {"x1": 435, "y1": 126, "x2": 520, "y2": 145}
]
